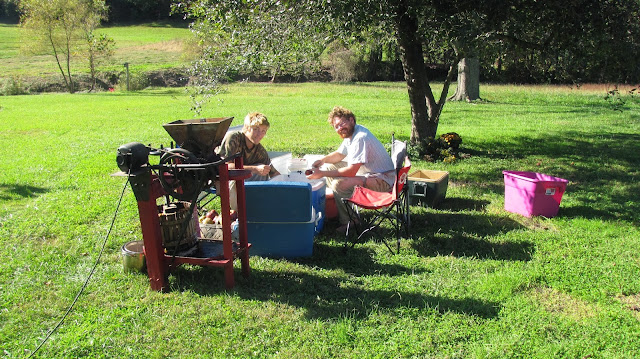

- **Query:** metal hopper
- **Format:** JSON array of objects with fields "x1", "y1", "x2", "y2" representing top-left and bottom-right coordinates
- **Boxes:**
[{"x1": 162, "y1": 117, "x2": 234, "y2": 157}]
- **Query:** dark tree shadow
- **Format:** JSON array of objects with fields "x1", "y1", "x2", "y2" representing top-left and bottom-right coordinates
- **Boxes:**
[
  {"x1": 0, "y1": 183, "x2": 49, "y2": 200},
  {"x1": 457, "y1": 131, "x2": 640, "y2": 222},
  {"x1": 169, "y1": 266, "x2": 501, "y2": 320},
  {"x1": 410, "y1": 211, "x2": 534, "y2": 261},
  {"x1": 300, "y1": 243, "x2": 430, "y2": 276},
  {"x1": 436, "y1": 197, "x2": 490, "y2": 212}
]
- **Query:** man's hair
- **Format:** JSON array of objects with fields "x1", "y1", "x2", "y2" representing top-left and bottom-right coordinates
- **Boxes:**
[
  {"x1": 327, "y1": 106, "x2": 356, "y2": 125},
  {"x1": 243, "y1": 112, "x2": 270, "y2": 132}
]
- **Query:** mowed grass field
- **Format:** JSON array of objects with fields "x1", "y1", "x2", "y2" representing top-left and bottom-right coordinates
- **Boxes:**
[
  {"x1": 2, "y1": 20, "x2": 640, "y2": 359},
  {"x1": 1, "y1": 82, "x2": 639, "y2": 358},
  {"x1": 0, "y1": 22, "x2": 192, "y2": 78}
]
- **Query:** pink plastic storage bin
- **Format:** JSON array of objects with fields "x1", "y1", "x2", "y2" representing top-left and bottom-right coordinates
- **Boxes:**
[{"x1": 503, "y1": 171, "x2": 568, "y2": 218}]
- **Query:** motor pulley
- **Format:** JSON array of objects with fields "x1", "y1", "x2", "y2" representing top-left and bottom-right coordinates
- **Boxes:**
[{"x1": 116, "y1": 142, "x2": 150, "y2": 173}]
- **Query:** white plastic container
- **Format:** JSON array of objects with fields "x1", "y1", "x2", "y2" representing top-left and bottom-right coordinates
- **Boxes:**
[
  {"x1": 287, "y1": 158, "x2": 308, "y2": 173},
  {"x1": 268, "y1": 151, "x2": 292, "y2": 175}
]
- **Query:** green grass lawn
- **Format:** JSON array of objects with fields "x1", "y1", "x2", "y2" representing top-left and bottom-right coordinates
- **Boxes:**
[{"x1": 1, "y1": 83, "x2": 640, "y2": 358}]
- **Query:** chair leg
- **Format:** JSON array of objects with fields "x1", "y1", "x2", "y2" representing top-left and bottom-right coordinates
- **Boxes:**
[
  {"x1": 402, "y1": 191, "x2": 411, "y2": 238},
  {"x1": 390, "y1": 192, "x2": 411, "y2": 254},
  {"x1": 342, "y1": 199, "x2": 362, "y2": 250},
  {"x1": 405, "y1": 194, "x2": 411, "y2": 237},
  {"x1": 342, "y1": 198, "x2": 407, "y2": 255},
  {"x1": 394, "y1": 202, "x2": 402, "y2": 254}
]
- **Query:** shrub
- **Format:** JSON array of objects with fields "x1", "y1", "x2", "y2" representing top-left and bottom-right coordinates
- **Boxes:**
[
  {"x1": 323, "y1": 42, "x2": 359, "y2": 82},
  {"x1": 115, "y1": 71, "x2": 150, "y2": 91},
  {"x1": 408, "y1": 132, "x2": 468, "y2": 163},
  {"x1": 0, "y1": 77, "x2": 29, "y2": 96}
]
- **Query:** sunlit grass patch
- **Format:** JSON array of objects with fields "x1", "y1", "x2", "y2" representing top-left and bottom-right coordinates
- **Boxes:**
[{"x1": 527, "y1": 286, "x2": 599, "y2": 320}]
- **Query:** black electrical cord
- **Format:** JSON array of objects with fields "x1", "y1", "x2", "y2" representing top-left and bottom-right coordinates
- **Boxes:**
[{"x1": 27, "y1": 176, "x2": 130, "y2": 358}]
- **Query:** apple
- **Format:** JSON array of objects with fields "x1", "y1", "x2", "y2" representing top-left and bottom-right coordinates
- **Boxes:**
[{"x1": 205, "y1": 209, "x2": 218, "y2": 220}]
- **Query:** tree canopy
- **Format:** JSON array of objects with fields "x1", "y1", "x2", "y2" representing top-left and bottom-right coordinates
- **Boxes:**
[{"x1": 176, "y1": 0, "x2": 640, "y2": 141}]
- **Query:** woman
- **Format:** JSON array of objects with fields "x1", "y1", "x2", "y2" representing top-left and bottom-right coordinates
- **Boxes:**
[{"x1": 216, "y1": 112, "x2": 280, "y2": 210}]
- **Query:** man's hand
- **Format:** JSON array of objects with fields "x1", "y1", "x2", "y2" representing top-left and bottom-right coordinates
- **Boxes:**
[
  {"x1": 252, "y1": 164, "x2": 271, "y2": 176},
  {"x1": 305, "y1": 168, "x2": 324, "y2": 180},
  {"x1": 312, "y1": 159, "x2": 324, "y2": 168}
]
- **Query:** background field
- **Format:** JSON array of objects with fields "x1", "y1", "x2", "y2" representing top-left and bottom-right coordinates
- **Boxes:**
[
  {"x1": 0, "y1": 22, "x2": 191, "y2": 79},
  {"x1": 1, "y1": 82, "x2": 639, "y2": 358}
]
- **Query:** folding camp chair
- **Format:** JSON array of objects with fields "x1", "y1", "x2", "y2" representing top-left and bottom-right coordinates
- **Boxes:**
[{"x1": 342, "y1": 138, "x2": 411, "y2": 254}]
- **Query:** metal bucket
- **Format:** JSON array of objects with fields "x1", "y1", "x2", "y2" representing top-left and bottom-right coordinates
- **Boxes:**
[{"x1": 122, "y1": 240, "x2": 145, "y2": 273}]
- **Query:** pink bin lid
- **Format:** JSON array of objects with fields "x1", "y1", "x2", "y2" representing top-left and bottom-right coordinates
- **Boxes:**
[{"x1": 503, "y1": 171, "x2": 568, "y2": 184}]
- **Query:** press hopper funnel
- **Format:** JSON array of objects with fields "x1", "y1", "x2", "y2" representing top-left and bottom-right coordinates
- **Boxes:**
[{"x1": 162, "y1": 117, "x2": 234, "y2": 157}]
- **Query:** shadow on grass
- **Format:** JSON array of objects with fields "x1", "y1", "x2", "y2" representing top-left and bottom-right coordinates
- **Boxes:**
[
  {"x1": 0, "y1": 183, "x2": 48, "y2": 200},
  {"x1": 166, "y1": 210, "x2": 504, "y2": 319},
  {"x1": 168, "y1": 214, "x2": 501, "y2": 319},
  {"x1": 460, "y1": 131, "x2": 640, "y2": 222},
  {"x1": 106, "y1": 88, "x2": 188, "y2": 96},
  {"x1": 410, "y1": 210, "x2": 534, "y2": 261},
  {"x1": 172, "y1": 266, "x2": 500, "y2": 320},
  {"x1": 303, "y1": 243, "x2": 430, "y2": 276},
  {"x1": 437, "y1": 197, "x2": 491, "y2": 212}
]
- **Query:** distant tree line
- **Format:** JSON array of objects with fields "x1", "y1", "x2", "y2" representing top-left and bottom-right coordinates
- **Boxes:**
[
  {"x1": 0, "y1": 0, "x2": 176, "y2": 23},
  {"x1": 3, "y1": 0, "x2": 639, "y2": 88},
  {"x1": 0, "y1": 0, "x2": 18, "y2": 21},
  {"x1": 105, "y1": 0, "x2": 175, "y2": 23}
]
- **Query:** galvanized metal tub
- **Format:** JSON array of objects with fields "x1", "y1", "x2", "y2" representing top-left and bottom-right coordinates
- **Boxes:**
[{"x1": 122, "y1": 240, "x2": 145, "y2": 273}]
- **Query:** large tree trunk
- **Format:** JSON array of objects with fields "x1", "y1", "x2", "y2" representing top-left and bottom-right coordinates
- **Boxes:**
[
  {"x1": 394, "y1": 1, "x2": 438, "y2": 143},
  {"x1": 450, "y1": 57, "x2": 480, "y2": 101}
]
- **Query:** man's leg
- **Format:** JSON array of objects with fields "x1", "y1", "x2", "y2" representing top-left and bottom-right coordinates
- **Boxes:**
[
  {"x1": 327, "y1": 175, "x2": 367, "y2": 225},
  {"x1": 363, "y1": 176, "x2": 392, "y2": 193},
  {"x1": 324, "y1": 162, "x2": 364, "y2": 225}
]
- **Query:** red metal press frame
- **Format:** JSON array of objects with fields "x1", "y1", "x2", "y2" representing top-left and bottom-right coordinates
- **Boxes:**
[{"x1": 136, "y1": 157, "x2": 251, "y2": 291}]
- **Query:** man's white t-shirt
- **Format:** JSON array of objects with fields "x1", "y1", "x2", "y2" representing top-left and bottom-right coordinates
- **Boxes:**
[{"x1": 337, "y1": 124, "x2": 395, "y2": 186}]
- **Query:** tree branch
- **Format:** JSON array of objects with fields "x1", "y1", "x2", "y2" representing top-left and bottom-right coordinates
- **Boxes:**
[{"x1": 437, "y1": 54, "x2": 463, "y2": 119}]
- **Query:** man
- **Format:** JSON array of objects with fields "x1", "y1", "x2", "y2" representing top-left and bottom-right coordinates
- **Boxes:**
[
  {"x1": 217, "y1": 112, "x2": 279, "y2": 210},
  {"x1": 306, "y1": 106, "x2": 395, "y2": 233}
]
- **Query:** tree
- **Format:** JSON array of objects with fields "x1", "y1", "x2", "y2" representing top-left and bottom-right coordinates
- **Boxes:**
[
  {"x1": 85, "y1": 33, "x2": 115, "y2": 91},
  {"x1": 176, "y1": 0, "x2": 640, "y2": 141},
  {"x1": 449, "y1": 58, "x2": 480, "y2": 101},
  {"x1": 176, "y1": 0, "x2": 328, "y2": 81},
  {"x1": 79, "y1": 0, "x2": 113, "y2": 91},
  {"x1": 20, "y1": 0, "x2": 109, "y2": 93},
  {"x1": 309, "y1": 0, "x2": 640, "y2": 137},
  {"x1": 174, "y1": 0, "x2": 329, "y2": 112},
  {"x1": 493, "y1": 0, "x2": 640, "y2": 84},
  {"x1": 177, "y1": 0, "x2": 500, "y2": 141},
  {"x1": 315, "y1": 0, "x2": 478, "y2": 141}
]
